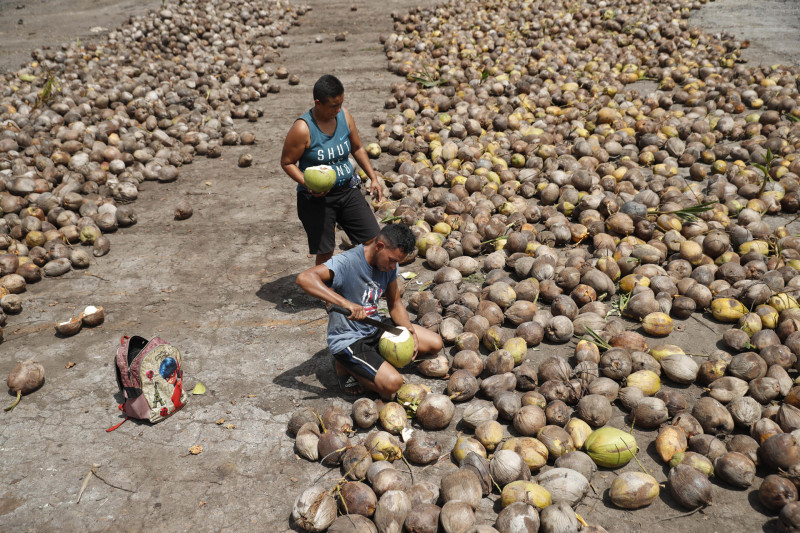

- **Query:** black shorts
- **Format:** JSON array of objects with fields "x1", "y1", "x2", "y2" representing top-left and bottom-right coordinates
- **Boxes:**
[
  {"x1": 331, "y1": 328, "x2": 386, "y2": 382},
  {"x1": 297, "y1": 186, "x2": 380, "y2": 255}
]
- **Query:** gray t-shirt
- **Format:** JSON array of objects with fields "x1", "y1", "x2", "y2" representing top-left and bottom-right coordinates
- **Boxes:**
[{"x1": 324, "y1": 245, "x2": 398, "y2": 354}]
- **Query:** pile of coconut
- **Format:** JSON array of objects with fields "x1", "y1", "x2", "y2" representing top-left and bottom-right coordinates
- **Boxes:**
[
  {"x1": 0, "y1": 0, "x2": 309, "y2": 335},
  {"x1": 285, "y1": 0, "x2": 800, "y2": 530}
]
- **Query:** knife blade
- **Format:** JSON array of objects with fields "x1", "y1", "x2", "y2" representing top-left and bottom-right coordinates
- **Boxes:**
[{"x1": 328, "y1": 304, "x2": 404, "y2": 335}]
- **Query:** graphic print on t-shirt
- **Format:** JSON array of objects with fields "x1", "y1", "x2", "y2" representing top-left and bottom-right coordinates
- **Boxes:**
[{"x1": 362, "y1": 281, "x2": 382, "y2": 316}]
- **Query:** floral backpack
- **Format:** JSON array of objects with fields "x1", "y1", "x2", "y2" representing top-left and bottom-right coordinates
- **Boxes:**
[{"x1": 107, "y1": 335, "x2": 188, "y2": 431}]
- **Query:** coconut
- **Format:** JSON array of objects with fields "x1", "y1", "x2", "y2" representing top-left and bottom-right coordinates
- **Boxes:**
[
  {"x1": 304, "y1": 165, "x2": 337, "y2": 193},
  {"x1": 405, "y1": 433, "x2": 442, "y2": 465},
  {"x1": 379, "y1": 402, "x2": 407, "y2": 435},
  {"x1": 295, "y1": 423, "x2": 321, "y2": 462},
  {"x1": 79, "y1": 305, "x2": 105, "y2": 327},
  {"x1": 689, "y1": 435, "x2": 728, "y2": 463},
  {"x1": 760, "y1": 434, "x2": 800, "y2": 470},
  {"x1": 342, "y1": 444, "x2": 372, "y2": 481},
  {"x1": 513, "y1": 363, "x2": 539, "y2": 391},
  {"x1": 288, "y1": 407, "x2": 320, "y2": 436},
  {"x1": 174, "y1": 200, "x2": 193, "y2": 220},
  {"x1": 366, "y1": 431, "x2": 402, "y2": 462},
  {"x1": 292, "y1": 485, "x2": 337, "y2": 532},
  {"x1": 55, "y1": 316, "x2": 82, "y2": 337},
  {"x1": 403, "y1": 503, "x2": 440, "y2": 533},
  {"x1": 461, "y1": 401, "x2": 499, "y2": 430},
  {"x1": 447, "y1": 451, "x2": 487, "y2": 495},
  {"x1": 323, "y1": 405, "x2": 354, "y2": 434},
  {"x1": 576, "y1": 394, "x2": 612, "y2": 427},
  {"x1": 318, "y1": 430, "x2": 349, "y2": 466},
  {"x1": 338, "y1": 481, "x2": 377, "y2": 517},
  {"x1": 536, "y1": 425, "x2": 574, "y2": 459},
  {"x1": 406, "y1": 482, "x2": 440, "y2": 507},
  {"x1": 5, "y1": 360, "x2": 45, "y2": 412},
  {"x1": 502, "y1": 437, "x2": 549, "y2": 472},
  {"x1": 655, "y1": 426, "x2": 687, "y2": 463},
  {"x1": 480, "y1": 373, "x2": 517, "y2": 399},
  {"x1": 440, "y1": 501, "x2": 476, "y2": 533},
  {"x1": 495, "y1": 501, "x2": 540, "y2": 533},
  {"x1": 441, "y1": 468, "x2": 483, "y2": 509},
  {"x1": 727, "y1": 434, "x2": 760, "y2": 466},
  {"x1": 584, "y1": 427, "x2": 638, "y2": 468},
  {"x1": 485, "y1": 349, "x2": 515, "y2": 376},
  {"x1": 417, "y1": 353, "x2": 450, "y2": 378},
  {"x1": 692, "y1": 397, "x2": 734, "y2": 434},
  {"x1": 378, "y1": 327, "x2": 416, "y2": 368},
  {"x1": 475, "y1": 420, "x2": 505, "y2": 452},
  {"x1": 374, "y1": 490, "x2": 411, "y2": 533},
  {"x1": 545, "y1": 400, "x2": 570, "y2": 427},
  {"x1": 500, "y1": 480, "x2": 552, "y2": 510},
  {"x1": 539, "y1": 501, "x2": 579, "y2": 533},
  {"x1": 779, "y1": 501, "x2": 800, "y2": 533},
  {"x1": 669, "y1": 451, "x2": 714, "y2": 477},
  {"x1": 327, "y1": 514, "x2": 377, "y2": 533},
  {"x1": 668, "y1": 464, "x2": 713, "y2": 510},
  {"x1": 452, "y1": 435, "x2": 487, "y2": 464},
  {"x1": 366, "y1": 462, "x2": 395, "y2": 486},
  {"x1": 352, "y1": 398, "x2": 379, "y2": 429},
  {"x1": 490, "y1": 449, "x2": 530, "y2": 488},
  {"x1": 416, "y1": 393, "x2": 455, "y2": 430},
  {"x1": 372, "y1": 468, "x2": 409, "y2": 497},
  {"x1": 760, "y1": 475, "x2": 799, "y2": 511},
  {"x1": 564, "y1": 418, "x2": 593, "y2": 450},
  {"x1": 452, "y1": 350, "x2": 484, "y2": 377},
  {"x1": 610, "y1": 472, "x2": 660, "y2": 509},
  {"x1": 714, "y1": 452, "x2": 756, "y2": 488},
  {"x1": 536, "y1": 468, "x2": 589, "y2": 507}
]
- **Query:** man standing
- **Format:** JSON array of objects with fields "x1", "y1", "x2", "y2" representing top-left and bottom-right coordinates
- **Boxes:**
[
  {"x1": 296, "y1": 225, "x2": 443, "y2": 397},
  {"x1": 281, "y1": 74, "x2": 383, "y2": 265}
]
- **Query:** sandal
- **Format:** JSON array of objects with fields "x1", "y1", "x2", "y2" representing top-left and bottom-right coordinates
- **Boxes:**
[{"x1": 336, "y1": 373, "x2": 363, "y2": 396}]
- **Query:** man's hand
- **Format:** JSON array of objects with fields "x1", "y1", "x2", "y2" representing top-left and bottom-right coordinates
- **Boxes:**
[
  {"x1": 344, "y1": 301, "x2": 367, "y2": 321},
  {"x1": 307, "y1": 187, "x2": 328, "y2": 198},
  {"x1": 370, "y1": 176, "x2": 383, "y2": 202}
]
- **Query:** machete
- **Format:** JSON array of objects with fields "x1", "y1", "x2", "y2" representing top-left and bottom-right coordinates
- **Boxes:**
[{"x1": 327, "y1": 304, "x2": 404, "y2": 335}]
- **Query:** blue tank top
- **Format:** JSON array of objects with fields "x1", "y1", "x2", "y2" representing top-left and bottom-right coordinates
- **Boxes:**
[{"x1": 297, "y1": 109, "x2": 357, "y2": 191}]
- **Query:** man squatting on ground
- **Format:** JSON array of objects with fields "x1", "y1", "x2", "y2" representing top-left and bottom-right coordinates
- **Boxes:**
[{"x1": 296, "y1": 224, "x2": 443, "y2": 397}]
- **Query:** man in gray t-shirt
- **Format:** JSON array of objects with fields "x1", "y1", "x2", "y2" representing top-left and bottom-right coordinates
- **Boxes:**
[{"x1": 296, "y1": 225, "x2": 443, "y2": 397}]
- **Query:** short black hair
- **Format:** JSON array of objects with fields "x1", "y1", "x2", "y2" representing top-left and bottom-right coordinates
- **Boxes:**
[
  {"x1": 313, "y1": 75, "x2": 344, "y2": 104},
  {"x1": 378, "y1": 224, "x2": 416, "y2": 255}
]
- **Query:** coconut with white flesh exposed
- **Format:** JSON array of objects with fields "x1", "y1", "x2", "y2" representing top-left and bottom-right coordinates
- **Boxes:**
[
  {"x1": 79, "y1": 305, "x2": 105, "y2": 327},
  {"x1": 378, "y1": 327, "x2": 416, "y2": 368},
  {"x1": 55, "y1": 316, "x2": 82, "y2": 337},
  {"x1": 303, "y1": 165, "x2": 337, "y2": 194}
]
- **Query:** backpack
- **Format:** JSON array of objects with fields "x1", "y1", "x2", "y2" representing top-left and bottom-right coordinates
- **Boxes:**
[{"x1": 107, "y1": 335, "x2": 188, "y2": 432}]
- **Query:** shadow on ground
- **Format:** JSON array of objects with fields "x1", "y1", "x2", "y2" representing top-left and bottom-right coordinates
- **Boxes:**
[
  {"x1": 272, "y1": 346, "x2": 341, "y2": 401},
  {"x1": 256, "y1": 273, "x2": 321, "y2": 313}
]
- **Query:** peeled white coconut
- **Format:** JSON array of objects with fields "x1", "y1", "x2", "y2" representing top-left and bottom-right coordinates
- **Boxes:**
[
  {"x1": 379, "y1": 327, "x2": 416, "y2": 368},
  {"x1": 303, "y1": 165, "x2": 337, "y2": 193}
]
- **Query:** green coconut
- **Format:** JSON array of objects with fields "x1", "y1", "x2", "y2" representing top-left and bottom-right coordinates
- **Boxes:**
[
  {"x1": 584, "y1": 427, "x2": 639, "y2": 468},
  {"x1": 303, "y1": 165, "x2": 337, "y2": 193},
  {"x1": 378, "y1": 327, "x2": 415, "y2": 368}
]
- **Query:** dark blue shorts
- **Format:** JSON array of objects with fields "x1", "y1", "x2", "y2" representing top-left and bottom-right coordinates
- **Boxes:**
[{"x1": 331, "y1": 327, "x2": 386, "y2": 382}]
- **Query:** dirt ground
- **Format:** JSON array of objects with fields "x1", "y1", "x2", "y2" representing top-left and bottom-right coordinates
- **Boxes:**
[{"x1": 0, "y1": 0, "x2": 798, "y2": 531}]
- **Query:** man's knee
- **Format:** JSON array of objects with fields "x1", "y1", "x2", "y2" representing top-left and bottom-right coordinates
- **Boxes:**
[{"x1": 374, "y1": 364, "x2": 403, "y2": 397}]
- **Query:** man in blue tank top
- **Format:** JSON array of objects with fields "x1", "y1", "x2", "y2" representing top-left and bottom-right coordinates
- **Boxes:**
[
  {"x1": 281, "y1": 75, "x2": 383, "y2": 265},
  {"x1": 296, "y1": 225, "x2": 443, "y2": 397}
]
